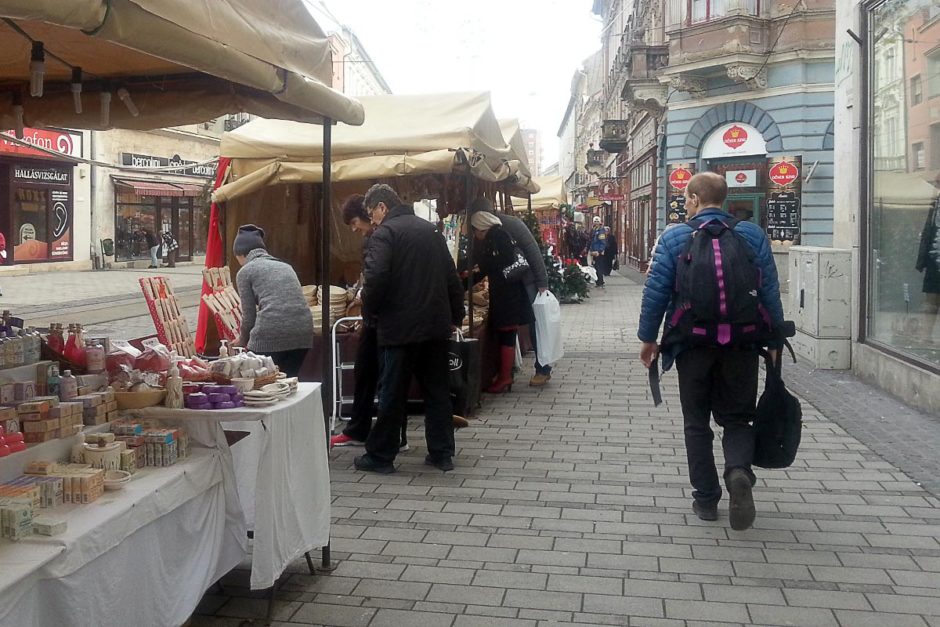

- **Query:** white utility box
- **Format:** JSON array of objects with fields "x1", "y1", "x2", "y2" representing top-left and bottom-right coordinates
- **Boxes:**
[{"x1": 789, "y1": 246, "x2": 852, "y2": 369}]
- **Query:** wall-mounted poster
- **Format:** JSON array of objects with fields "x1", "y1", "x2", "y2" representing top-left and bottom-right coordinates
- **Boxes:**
[
  {"x1": 766, "y1": 156, "x2": 802, "y2": 243},
  {"x1": 9, "y1": 164, "x2": 73, "y2": 263}
]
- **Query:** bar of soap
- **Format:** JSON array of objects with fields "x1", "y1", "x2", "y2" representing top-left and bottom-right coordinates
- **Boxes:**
[{"x1": 32, "y1": 515, "x2": 67, "y2": 536}]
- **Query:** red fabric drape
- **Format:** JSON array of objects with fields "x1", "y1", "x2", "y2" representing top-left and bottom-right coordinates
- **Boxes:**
[{"x1": 195, "y1": 156, "x2": 231, "y2": 355}]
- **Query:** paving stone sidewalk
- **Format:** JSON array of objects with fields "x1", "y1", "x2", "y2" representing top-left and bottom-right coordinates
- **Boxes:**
[{"x1": 194, "y1": 272, "x2": 940, "y2": 627}]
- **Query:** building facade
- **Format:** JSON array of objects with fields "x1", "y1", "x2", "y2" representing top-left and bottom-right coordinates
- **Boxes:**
[
  {"x1": 834, "y1": 0, "x2": 940, "y2": 413},
  {"x1": 328, "y1": 27, "x2": 392, "y2": 97},
  {"x1": 522, "y1": 128, "x2": 543, "y2": 176},
  {"x1": 587, "y1": 0, "x2": 836, "y2": 274}
]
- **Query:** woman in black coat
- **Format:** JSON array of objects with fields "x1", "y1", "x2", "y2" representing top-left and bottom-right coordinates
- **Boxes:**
[{"x1": 471, "y1": 211, "x2": 534, "y2": 393}]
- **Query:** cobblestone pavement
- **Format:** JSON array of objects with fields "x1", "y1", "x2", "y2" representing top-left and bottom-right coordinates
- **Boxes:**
[{"x1": 193, "y1": 273, "x2": 940, "y2": 627}]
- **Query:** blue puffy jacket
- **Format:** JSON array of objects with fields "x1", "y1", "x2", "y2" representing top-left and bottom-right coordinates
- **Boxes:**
[{"x1": 638, "y1": 208, "x2": 785, "y2": 369}]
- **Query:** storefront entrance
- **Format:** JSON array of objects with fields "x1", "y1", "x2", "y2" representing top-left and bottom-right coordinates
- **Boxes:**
[
  {"x1": 113, "y1": 179, "x2": 208, "y2": 263},
  {"x1": 705, "y1": 156, "x2": 769, "y2": 228}
]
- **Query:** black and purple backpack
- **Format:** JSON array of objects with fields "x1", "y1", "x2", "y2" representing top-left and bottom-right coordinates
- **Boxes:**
[{"x1": 663, "y1": 216, "x2": 773, "y2": 347}]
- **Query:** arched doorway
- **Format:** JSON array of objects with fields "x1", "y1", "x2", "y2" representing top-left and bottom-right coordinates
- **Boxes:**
[{"x1": 701, "y1": 122, "x2": 769, "y2": 227}]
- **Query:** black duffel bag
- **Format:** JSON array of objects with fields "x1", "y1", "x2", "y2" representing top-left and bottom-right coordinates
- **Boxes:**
[
  {"x1": 753, "y1": 345, "x2": 802, "y2": 469},
  {"x1": 449, "y1": 331, "x2": 481, "y2": 417}
]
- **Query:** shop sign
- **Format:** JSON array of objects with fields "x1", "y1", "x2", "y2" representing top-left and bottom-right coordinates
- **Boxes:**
[
  {"x1": 768, "y1": 161, "x2": 800, "y2": 187},
  {"x1": 702, "y1": 122, "x2": 767, "y2": 159},
  {"x1": 668, "y1": 167, "x2": 692, "y2": 191},
  {"x1": 598, "y1": 179, "x2": 624, "y2": 201},
  {"x1": 726, "y1": 169, "x2": 757, "y2": 188},
  {"x1": 0, "y1": 128, "x2": 82, "y2": 159},
  {"x1": 667, "y1": 163, "x2": 695, "y2": 223},
  {"x1": 722, "y1": 125, "x2": 748, "y2": 149},
  {"x1": 121, "y1": 152, "x2": 216, "y2": 178},
  {"x1": 13, "y1": 166, "x2": 70, "y2": 184},
  {"x1": 765, "y1": 156, "x2": 803, "y2": 243}
]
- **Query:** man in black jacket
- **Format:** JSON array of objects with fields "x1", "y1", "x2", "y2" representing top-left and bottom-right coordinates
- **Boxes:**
[{"x1": 356, "y1": 184, "x2": 465, "y2": 473}]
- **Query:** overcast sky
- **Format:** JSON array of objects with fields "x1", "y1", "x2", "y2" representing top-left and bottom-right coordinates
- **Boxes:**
[{"x1": 306, "y1": 0, "x2": 602, "y2": 170}]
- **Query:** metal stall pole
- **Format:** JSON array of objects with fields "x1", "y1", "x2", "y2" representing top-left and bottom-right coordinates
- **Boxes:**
[
  {"x1": 465, "y1": 173, "x2": 474, "y2": 337},
  {"x1": 319, "y1": 118, "x2": 337, "y2": 573}
]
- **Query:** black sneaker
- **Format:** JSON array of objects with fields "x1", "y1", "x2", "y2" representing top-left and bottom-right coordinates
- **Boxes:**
[
  {"x1": 726, "y1": 468, "x2": 756, "y2": 531},
  {"x1": 354, "y1": 454, "x2": 396, "y2": 474},
  {"x1": 692, "y1": 500, "x2": 718, "y2": 521},
  {"x1": 424, "y1": 455, "x2": 454, "y2": 472}
]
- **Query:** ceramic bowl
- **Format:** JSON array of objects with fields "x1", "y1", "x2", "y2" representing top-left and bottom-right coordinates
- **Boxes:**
[{"x1": 103, "y1": 469, "x2": 132, "y2": 491}]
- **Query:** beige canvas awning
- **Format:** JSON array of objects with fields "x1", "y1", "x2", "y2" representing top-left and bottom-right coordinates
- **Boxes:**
[
  {"x1": 214, "y1": 92, "x2": 540, "y2": 202},
  {"x1": 0, "y1": 0, "x2": 364, "y2": 130},
  {"x1": 512, "y1": 175, "x2": 567, "y2": 211}
]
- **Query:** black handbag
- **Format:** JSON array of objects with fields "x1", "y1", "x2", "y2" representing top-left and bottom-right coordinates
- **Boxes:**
[
  {"x1": 502, "y1": 247, "x2": 530, "y2": 283},
  {"x1": 448, "y1": 330, "x2": 481, "y2": 417},
  {"x1": 752, "y1": 346, "x2": 802, "y2": 469}
]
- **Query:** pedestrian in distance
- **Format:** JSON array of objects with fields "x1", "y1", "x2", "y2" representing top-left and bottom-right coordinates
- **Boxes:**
[
  {"x1": 468, "y1": 198, "x2": 554, "y2": 387},
  {"x1": 160, "y1": 231, "x2": 179, "y2": 268},
  {"x1": 141, "y1": 228, "x2": 159, "y2": 268},
  {"x1": 469, "y1": 210, "x2": 535, "y2": 394},
  {"x1": 354, "y1": 184, "x2": 465, "y2": 474},
  {"x1": 233, "y1": 224, "x2": 313, "y2": 378},
  {"x1": 589, "y1": 216, "x2": 612, "y2": 287},
  {"x1": 637, "y1": 172, "x2": 785, "y2": 531}
]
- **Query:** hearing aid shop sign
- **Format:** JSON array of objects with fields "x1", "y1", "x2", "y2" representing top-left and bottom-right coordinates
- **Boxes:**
[{"x1": 0, "y1": 128, "x2": 83, "y2": 160}]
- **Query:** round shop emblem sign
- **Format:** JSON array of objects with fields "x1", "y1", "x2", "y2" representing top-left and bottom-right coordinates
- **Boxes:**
[
  {"x1": 769, "y1": 162, "x2": 800, "y2": 187},
  {"x1": 448, "y1": 352, "x2": 463, "y2": 371},
  {"x1": 722, "y1": 125, "x2": 748, "y2": 149},
  {"x1": 669, "y1": 167, "x2": 692, "y2": 191},
  {"x1": 735, "y1": 172, "x2": 748, "y2": 184}
]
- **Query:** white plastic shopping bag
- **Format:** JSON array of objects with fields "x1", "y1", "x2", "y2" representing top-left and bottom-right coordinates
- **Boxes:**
[
  {"x1": 533, "y1": 291, "x2": 564, "y2": 365},
  {"x1": 514, "y1": 337, "x2": 524, "y2": 372}
]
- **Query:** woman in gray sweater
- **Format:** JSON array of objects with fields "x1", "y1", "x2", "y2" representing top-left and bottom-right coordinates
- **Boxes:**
[{"x1": 234, "y1": 224, "x2": 313, "y2": 377}]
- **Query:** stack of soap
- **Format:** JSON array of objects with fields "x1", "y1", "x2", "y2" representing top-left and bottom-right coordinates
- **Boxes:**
[{"x1": 18, "y1": 400, "x2": 59, "y2": 443}]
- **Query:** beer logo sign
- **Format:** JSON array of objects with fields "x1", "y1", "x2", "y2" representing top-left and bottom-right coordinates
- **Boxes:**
[
  {"x1": 722, "y1": 125, "x2": 748, "y2": 149},
  {"x1": 769, "y1": 162, "x2": 799, "y2": 187},
  {"x1": 448, "y1": 352, "x2": 463, "y2": 371},
  {"x1": 669, "y1": 167, "x2": 692, "y2": 191}
]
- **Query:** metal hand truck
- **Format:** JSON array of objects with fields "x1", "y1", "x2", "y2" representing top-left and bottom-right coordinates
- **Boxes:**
[{"x1": 330, "y1": 316, "x2": 363, "y2": 435}]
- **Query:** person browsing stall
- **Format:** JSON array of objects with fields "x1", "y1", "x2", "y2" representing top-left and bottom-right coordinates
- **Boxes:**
[{"x1": 233, "y1": 224, "x2": 313, "y2": 377}]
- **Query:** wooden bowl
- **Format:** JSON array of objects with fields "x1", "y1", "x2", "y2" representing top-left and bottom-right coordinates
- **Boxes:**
[{"x1": 114, "y1": 389, "x2": 167, "y2": 410}]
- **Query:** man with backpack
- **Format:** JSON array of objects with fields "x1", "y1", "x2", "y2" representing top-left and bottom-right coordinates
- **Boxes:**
[{"x1": 638, "y1": 172, "x2": 784, "y2": 531}]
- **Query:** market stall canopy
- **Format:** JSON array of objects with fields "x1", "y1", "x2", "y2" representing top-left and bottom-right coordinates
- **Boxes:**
[
  {"x1": 0, "y1": 0, "x2": 364, "y2": 130},
  {"x1": 498, "y1": 118, "x2": 532, "y2": 175},
  {"x1": 214, "y1": 91, "x2": 540, "y2": 202},
  {"x1": 512, "y1": 175, "x2": 566, "y2": 211}
]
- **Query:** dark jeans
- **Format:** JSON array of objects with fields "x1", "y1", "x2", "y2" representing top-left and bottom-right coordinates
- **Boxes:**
[
  {"x1": 676, "y1": 346, "x2": 759, "y2": 506},
  {"x1": 594, "y1": 256, "x2": 609, "y2": 285},
  {"x1": 268, "y1": 348, "x2": 308, "y2": 378},
  {"x1": 366, "y1": 339, "x2": 454, "y2": 463},
  {"x1": 344, "y1": 326, "x2": 380, "y2": 442}
]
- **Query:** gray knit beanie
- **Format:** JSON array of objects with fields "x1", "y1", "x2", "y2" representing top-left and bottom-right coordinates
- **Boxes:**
[{"x1": 233, "y1": 224, "x2": 266, "y2": 256}]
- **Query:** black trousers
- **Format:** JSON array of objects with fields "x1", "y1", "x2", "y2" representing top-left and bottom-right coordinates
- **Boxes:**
[
  {"x1": 675, "y1": 347, "x2": 759, "y2": 506},
  {"x1": 268, "y1": 349, "x2": 308, "y2": 378},
  {"x1": 366, "y1": 339, "x2": 455, "y2": 463},
  {"x1": 344, "y1": 326, "x2": 380, "y2": 442},
  {"x1": 594, "y1": 256, "x2": 609, "y2": 284}
]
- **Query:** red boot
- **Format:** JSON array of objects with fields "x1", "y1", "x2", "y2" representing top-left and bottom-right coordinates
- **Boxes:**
[{"x1": 486, "y1": 345, "x2": 516, "y2": 393}]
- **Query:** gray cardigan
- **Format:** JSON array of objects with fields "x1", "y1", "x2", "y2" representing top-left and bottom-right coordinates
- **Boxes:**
[{"x1": 236, "y1": 249, "x2": 314, "y2": 353}]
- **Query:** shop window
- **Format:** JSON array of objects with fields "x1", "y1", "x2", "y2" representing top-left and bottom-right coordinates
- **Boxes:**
[
  {"x1": 867, "y1": 0, "x2": 940, "y2": 368},
  {"x1": 911, "y1": 74, "x2": 923, "y2": 105},
  {"x1": 114, "y1": 190, "x2": 157, "y2": 261}
]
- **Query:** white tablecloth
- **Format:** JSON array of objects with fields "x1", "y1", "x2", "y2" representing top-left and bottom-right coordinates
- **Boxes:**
[
  {"x1": 0, "y1": 448, "x2": 243, "y2": 627},
  {"x1": 137, "y1": 382, "x2": 332, "y2": 589}
]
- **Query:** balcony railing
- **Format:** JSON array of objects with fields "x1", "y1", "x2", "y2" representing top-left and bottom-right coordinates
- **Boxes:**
[
  {"x1": 668, "y1": 0, "x2": 761, "y2": 28},
  {"x1": 586, "y1": 149, "x2": 607, "y2": 170}
]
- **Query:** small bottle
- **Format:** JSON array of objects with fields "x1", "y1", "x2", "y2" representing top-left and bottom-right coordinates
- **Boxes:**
[
  {"x1": 85, "y1": 340, "x2": 106, "y2": 374},
  {"x1": 71, "y1": 433, "x2": 86, "y2": 463},
  {"x1": 47, "y1": 362, "x2": 60, "y2": 397},
  {"x1": 218, "y1": 340, "x2": 229, "y2": 358},
  {"x1": 46, "y1": 324, "x2": 63, "y2": 354},
  {"x1": 165, "y1": 363, "x2": 183, "y2": 409},
  {"x1": 59, "y1": 369, "x2": 78, "y2": 401}
]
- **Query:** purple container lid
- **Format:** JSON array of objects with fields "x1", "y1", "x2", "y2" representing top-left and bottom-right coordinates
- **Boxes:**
[
  {"x1": 186, "y1": 392, "x2": 208, "y2": 401},
  {"x1": 202, "y1": 385, "x2": 222, "y2": 395},
  {"x1": 217, "y1": 385, "x2": 238, "y2": 395},
  {"x1": 207, "y1": 393, "x2": 230, "y2": 404},
  {"x1": 213, "y1": 401, "x2": 236, "y2": 410}
]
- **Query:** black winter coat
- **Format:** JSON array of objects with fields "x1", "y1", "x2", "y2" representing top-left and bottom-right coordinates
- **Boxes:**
[
  {"x1": 476, "y1": 227, "x2": 535, "y2": 329},
  {"x1": 362, "y1": 205, "x2": 465, "y2": 346}
]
